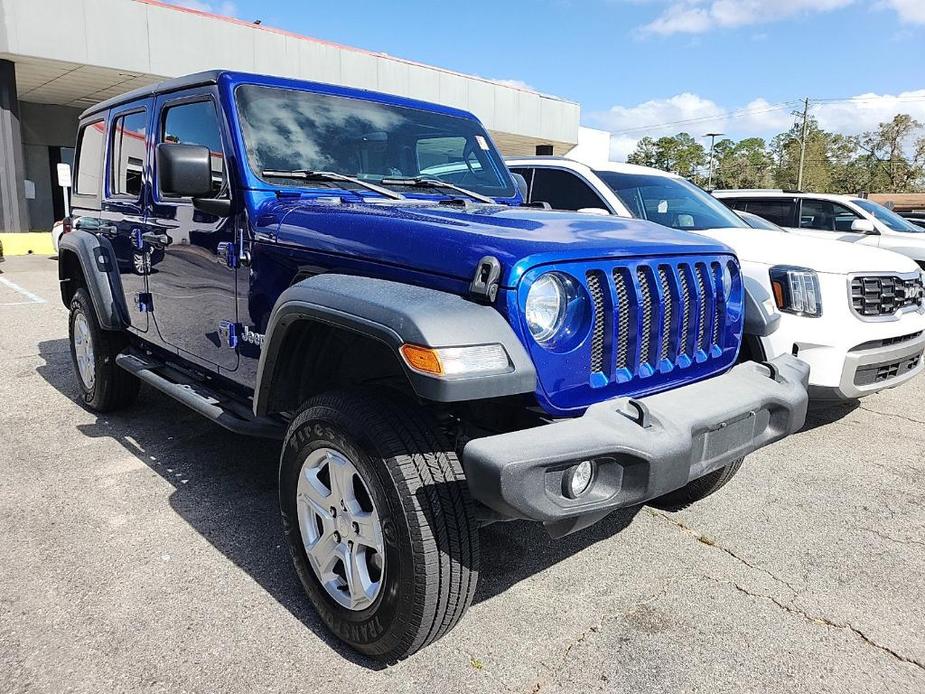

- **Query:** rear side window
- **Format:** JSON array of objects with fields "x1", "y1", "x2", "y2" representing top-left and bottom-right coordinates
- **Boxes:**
[
  {"x1": 799, "y1": 199, "x2": 861, "y2": 232},
  {"x1": 160, "y1": 100, "x2": 225, "y2": 196},
  {"x1": 531, "y1": 168, "x2": 607, "y2": 211},
  {"x1": 110, "y1": 110, "x2": 147, "y2": 198},
  {"x1": 74, "y1": 120, "x2": 106, "y2": 196},
  {"x1": 741, "y1": 199, "x2": 794, "y2": 227}
]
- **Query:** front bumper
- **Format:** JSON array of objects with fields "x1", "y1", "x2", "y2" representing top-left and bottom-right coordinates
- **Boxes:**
[
  {"x1": 463, "y1": 355, "x2": 809, "y2": 529},
  {"x1": 817, "y1": 331, "x2": 925, "y2": 400}
]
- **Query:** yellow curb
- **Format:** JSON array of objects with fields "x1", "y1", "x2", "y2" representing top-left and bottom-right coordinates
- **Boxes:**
[{"x1": 1, "y1": 232, "x2": 55, "y2": 256}]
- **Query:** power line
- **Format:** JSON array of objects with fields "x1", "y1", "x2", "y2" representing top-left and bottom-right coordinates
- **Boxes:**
[{"x1": 607, "y1": 100, "x2": 800, "y2": 135}]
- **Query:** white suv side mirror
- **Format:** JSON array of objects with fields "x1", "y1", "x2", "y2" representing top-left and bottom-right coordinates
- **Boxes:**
[{"x1": 851, "y1": 218, "x2": 877, "y2": 234}]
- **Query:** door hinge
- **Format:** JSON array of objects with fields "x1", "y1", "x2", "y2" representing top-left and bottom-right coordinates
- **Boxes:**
[
  {"x1": 218, "y1": 320, "x2": 241, "y2": 349},
  {"x1": 217, "y1": 241, "x2": 239, "y2": 269},
  {"x1": 136, "y1": 292, "x2": 153, "y2": 312},
  {"x1": 469, "y1": 255, "x2": 501, "y2": 303}
]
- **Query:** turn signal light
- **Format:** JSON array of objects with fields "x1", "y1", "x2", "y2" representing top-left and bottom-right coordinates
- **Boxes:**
[
  {"x1": 400, "y1": 344, "x2": 443, "y2": 375},
  {"x1": 399, "y1": 343, "x2": 512, "y2": 378}
]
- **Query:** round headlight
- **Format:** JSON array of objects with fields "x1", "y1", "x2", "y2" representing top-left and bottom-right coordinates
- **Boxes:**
[
  {"x1": 526, "y1": 273, "x2": 567, "y2": 344},
  {"x1": 722, "y1": 264, "x2": 734, "y2": 297}
]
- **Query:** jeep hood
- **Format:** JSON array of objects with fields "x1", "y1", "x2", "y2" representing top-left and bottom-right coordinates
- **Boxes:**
[
  {"x1": 267, "y1": 200, "x2": 735, "y2": 287},
  {"x1": 696, "y1": 227, "x2": 920, "y2": 275}
]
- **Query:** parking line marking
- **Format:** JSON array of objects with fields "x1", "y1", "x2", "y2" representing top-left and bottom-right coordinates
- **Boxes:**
[{"x1": 0, "y1": 276, "x2": 46, "y2": 304}]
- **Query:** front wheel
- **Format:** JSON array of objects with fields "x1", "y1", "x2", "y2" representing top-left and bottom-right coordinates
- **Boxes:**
[
  {"x1": 279, "y1": 389, "x2": 479, "y2": 661},
  {"x1": 649, "y1": 458, "x2": 745, "y2": 511}
]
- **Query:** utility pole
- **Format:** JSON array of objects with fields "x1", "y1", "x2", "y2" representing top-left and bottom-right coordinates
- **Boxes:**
[
  {"x1": 704, "y1": 132, "x2": 723, "y2": 190},
  {"x1": 797, "y1": 98, "x2": 810, "y2": 191}
]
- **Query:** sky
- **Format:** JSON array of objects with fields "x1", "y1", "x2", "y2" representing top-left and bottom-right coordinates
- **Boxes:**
[{"x1": 165, "y1": 0, "x2": 925, "y2": 160}]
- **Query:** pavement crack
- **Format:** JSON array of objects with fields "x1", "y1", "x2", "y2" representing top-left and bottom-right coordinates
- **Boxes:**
[
  {"x1": 646, "y1": 507, "x2": 799, "y2": 595},
  {"x1": 857, "y1": 405, "x2": 925, "y2": 427},
  {"x1": 709, "y1": 576, "x2": 925, "y2": 673},
  {"x1": 530, "y1": 579, "x2": 680, "y2": 693},
  {"x1": 854, "y1": 525, "x2": 925, "y2": 549}
]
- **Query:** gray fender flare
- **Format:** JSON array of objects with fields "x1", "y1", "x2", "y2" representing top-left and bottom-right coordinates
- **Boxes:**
[
  {"x1": 253, "y1": 274, "x2": 537, "y2": 414},
  {"x1": 58, "y1": 229, "x2": 130, "y2": 330},
  {"x1": 742, "y1": 275, "x2": 781, "y2": 338}
]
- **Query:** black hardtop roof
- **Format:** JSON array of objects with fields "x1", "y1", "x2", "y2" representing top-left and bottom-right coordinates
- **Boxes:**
[{"x1": 79, "y1": 70, "x2": 223, "y2": 119}]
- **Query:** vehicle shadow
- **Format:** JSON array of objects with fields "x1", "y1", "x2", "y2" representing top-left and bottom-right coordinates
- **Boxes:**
[
  {"x1": 801, "y1": 399, "x2": 861, "y2": 432},
  {"x1": 35, "y1": 338, "x2": 640, "y2": 666}
]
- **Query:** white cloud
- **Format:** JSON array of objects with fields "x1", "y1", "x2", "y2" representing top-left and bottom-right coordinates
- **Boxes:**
[
  {"x1": 814, "y1": 90, "x2": 925, "y2": 132},
  {"x1": 880, "y1": 0, "x2": 925, "y2": 24},
  {"x1": 587, "y1": 90, "x2": 925, "y2": 161},
  {"x1": 163, "y1": 0, "x2": 238, "y2": 17},
  {"x1": 640, "y1": 0, "x2": 854, "y2": 35}
]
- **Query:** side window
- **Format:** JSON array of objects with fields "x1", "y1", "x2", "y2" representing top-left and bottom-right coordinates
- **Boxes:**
[
  {"x1": 509, "y1": 167, "x2": 535, "y2": 200},
  {"x1": 160, "y1": 100, "x2": 225, "y2": 197},
  {"x1": 110, "y1": 110, "x2": 147, "y2": 198},
  {"x1": 799, "y1": 199, "x2": 861, "y2": 232},
  {"x1": 530, "y1": 169, "x2": 607, "y2": 211},
  {"x1": 74, "y1": 120, "x2": 106, "y2": 196},
  {"x1": 743, "y1": 199, "x2": 794, "y2": 227},
  {"x1": 831, "y1": 202, "x2": 862, "y2": 232}
]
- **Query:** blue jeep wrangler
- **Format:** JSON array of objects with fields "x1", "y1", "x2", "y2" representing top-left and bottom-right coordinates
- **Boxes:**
[{"x1": 58, "y1": 70, "x2": 808, "y2": 660}]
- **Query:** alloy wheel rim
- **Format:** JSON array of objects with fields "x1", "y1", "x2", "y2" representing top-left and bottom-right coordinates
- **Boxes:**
[
  {"x1": 73, "y1": 312, "x2": 95, "y2": 390},
  {"x1": 296, "y1": 447, "x2": 385, "y2": 611}
]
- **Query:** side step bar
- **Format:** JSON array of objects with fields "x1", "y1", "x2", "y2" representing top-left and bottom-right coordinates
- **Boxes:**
[{"x1": 115, "y1": 351, "x2": 286, "y2": 440}]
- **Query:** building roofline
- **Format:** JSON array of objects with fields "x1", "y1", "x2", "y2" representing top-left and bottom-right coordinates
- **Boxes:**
[{"x1": 133, "y1": 0, "x2": 577, "y2": 106}]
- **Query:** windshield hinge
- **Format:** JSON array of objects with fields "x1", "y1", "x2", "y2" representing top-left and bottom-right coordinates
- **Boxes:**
[{"x1": 469, "y1": 256, "x2": 501, "y2": 303}]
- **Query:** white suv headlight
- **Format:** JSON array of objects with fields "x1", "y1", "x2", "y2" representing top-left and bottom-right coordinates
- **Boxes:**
[{"x1": 769, "y1": 266, "x2": 822, "y2": 317}]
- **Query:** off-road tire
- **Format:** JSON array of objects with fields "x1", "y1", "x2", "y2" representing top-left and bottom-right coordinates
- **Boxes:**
[
  {"x1": 68, "y1": 288, "x2": 139, "y2": 412},
  {"x1": 649, "y1": 457, "x2": 745, "y2": 511},
  {"x1": 279, "y1": 389, "x2": 479, "y2": 661}
]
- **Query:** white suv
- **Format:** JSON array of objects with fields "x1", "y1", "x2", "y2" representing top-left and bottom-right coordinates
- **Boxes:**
[
  {"x1": 507, "y1": 157, "x2": 925, "y2": 400},
  {"x1": 713, "y1": 190, "x2": 925, "y2": 267}
]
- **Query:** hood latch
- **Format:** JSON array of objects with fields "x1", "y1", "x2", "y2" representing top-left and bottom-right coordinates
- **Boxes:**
[{"x1": 469, "y1": 256, "x2": 501, "y2": 303}]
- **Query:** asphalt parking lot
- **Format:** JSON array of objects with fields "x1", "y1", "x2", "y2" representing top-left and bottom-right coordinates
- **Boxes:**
[{"x1": 1, "y1": 254, "x2": 923, "y2": 694}]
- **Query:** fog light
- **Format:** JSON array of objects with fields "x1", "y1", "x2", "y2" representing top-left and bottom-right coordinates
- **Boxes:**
[{"x1": 563, "y1": 460, "x2": 595, "y2": 499}]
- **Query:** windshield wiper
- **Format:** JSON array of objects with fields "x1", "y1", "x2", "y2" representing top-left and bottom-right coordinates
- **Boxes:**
[
  {"x1": 379, "y1": 176, "x2": 495, "y2": 204},
  {"x1": 261, "y1": 170, "x2": 405, "y2": 200}
]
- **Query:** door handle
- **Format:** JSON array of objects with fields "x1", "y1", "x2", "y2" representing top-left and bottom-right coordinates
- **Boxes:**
[{"x1": 98, "y1": 224, "x2": 117, "y2": 235}]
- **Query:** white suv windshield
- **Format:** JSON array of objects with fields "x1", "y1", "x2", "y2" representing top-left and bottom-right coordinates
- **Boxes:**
[
  {"x1": 235, "y1": 84, "x2": 515, "y2": 198},
  {"x1": 852, "y1": 199, "x2": 924, "y2": 233},
  {"x1": 596, "y1": 171, "x2": 746, "y2": 231}
]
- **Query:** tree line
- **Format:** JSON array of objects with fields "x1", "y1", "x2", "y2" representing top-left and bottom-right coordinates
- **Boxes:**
[{"x1": 625, "y1": 114, "x2": 925, "y2": 194}]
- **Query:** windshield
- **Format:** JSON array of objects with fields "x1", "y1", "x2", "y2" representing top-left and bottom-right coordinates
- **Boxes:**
[
  {"x1": 852, "y1": 198, "x2": 924, "y2": 233},
  {"x1": 595, "y1": 171, "x2": 746, "y2": 231},
  {"x1": 235, "y1": 84, "x2": 515, "y2": 199}
]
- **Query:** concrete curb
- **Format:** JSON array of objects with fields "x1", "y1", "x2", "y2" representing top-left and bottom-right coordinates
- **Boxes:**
[{"x1": 0, "y1": 233, "x2": 55, "y2": 256}]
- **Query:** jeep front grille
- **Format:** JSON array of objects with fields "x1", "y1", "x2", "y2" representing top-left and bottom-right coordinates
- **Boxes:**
[
  {"x1": 587, "y1": 259, "x2": 731, "y2": 379},
  {"x1": 850, "y1": 274, "x2": 924, "y2": 318}
]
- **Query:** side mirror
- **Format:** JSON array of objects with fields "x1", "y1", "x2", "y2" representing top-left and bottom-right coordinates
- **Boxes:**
[
  {"x1": 157, "y1": 143, "x2": 214, "y2": 198},
  {"x1": 577, "y1": 207, "x2": 611, "y2": 217},
  {"x1": 851, "y1": 218, "x2": 877, "y2": 234},
  {"x1": 510, "y1": 172, "x2": 529, "y2": 202}
]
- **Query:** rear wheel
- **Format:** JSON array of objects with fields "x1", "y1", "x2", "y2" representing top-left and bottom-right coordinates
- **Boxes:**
[
  {"x1": 68, "y1": 288, "x2": 139, "y2": 412},
  {"x1": 279, "y1": 389, "x2": 479, "y2": 661},
  {"x1": 649, "y1": 458, "x2": 745, "y2": 511}
]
